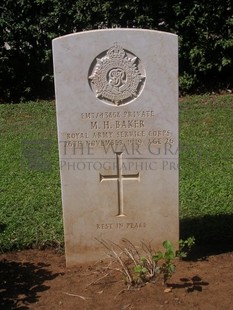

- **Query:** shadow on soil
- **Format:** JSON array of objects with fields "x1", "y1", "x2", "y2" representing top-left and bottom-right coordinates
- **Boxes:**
[
  {"x1": 180, "y1": 214, "x2": 233, "y2": 260},
  {"x1": 0, "y1": 260, "x2": 62, "y2": 310},
  {"x1": 168, "y1": 275, "x2": 209, "y2": 292}
]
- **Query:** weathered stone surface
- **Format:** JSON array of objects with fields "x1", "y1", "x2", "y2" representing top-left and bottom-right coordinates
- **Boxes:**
[{"x1": 53, "y1": 29, "x2": 179, "y2": 266}]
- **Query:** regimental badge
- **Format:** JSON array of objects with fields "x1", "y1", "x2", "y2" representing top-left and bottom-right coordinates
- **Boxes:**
[{"x1": 88, "y1": 43, "x2": 146, "y2": 106}]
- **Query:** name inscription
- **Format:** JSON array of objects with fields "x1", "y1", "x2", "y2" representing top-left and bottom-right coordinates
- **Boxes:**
[{"x1": 63, "y1": 110, "x2": 174, "y2": 148}]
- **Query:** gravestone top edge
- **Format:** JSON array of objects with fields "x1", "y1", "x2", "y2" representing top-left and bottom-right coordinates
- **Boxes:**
[{"x1": 52, "y1": 28, "x2": 178, "y2": 43}]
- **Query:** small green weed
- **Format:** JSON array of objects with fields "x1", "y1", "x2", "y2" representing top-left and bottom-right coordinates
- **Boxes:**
[{"x1": 98, "y1": 237, "x2": 195, "y2": 289}]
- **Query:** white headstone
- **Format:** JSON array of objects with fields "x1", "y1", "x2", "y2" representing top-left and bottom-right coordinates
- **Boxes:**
[{"x1": 53, "y1": 29, "x2": 179, "y2": 266}]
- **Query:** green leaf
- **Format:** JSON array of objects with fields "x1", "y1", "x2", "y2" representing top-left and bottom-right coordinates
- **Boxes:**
[
  {"x1": 141, "y1": 267, "x2": 148, "y2": 273},
  {"x1": 168, "y1": 264, "x2": 176, "y2": 273},
  {"x1": 164, "y1": 249, "x2": 175, "y2": 260},
  {"x1": 163, "y1": 240, "x2": 173, "y2": 250},
  {"x1": 134, "y1": 265, "x2": 147, "y2": 274},
  {"x1": 134, "y1": 265, "x2": 143, "y2": 273},
  {"x1": 153, "y1": 251, "x2": 163, "y2": 261}
]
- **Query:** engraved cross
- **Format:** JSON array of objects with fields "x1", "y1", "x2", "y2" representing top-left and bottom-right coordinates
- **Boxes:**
[{"x1": 100, "y1": 152, "x2": 140, "y2": 217}]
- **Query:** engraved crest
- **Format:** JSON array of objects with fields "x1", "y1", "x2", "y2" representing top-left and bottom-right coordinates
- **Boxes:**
[{"x1": 88, "y1": 43, "x2": 146, "y2": 106}]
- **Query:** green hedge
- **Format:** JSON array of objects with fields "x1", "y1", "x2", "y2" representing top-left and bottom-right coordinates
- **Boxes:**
[{"x1": 1, "y1": 0, "x2": 233, "y2": 102}]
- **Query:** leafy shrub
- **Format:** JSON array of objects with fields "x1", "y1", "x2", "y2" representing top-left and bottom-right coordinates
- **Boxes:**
[
  {"x1": 173, "y1": 1, "x2": 233, "y2": 93},
  {"x1": 1, "y1": 0, "x2": 232, "y2": 102},
  {"x1": 97, "y1": 238, "x2": 195, "y2": 288}
]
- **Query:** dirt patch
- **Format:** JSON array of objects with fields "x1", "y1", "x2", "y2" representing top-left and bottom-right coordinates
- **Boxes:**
[{"x1": 0, "y1": 249, "x2": 233, "y2": 309}]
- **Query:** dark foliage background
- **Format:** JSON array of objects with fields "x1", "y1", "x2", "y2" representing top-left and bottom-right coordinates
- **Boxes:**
[{"x1": 1, "y1": 0, "x2": 233, "y2": 102}]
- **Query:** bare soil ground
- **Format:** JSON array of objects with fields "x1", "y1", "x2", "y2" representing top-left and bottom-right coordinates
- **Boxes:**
[{"x1": 0, "y1": 248, "x2": 233, "y2": 310}]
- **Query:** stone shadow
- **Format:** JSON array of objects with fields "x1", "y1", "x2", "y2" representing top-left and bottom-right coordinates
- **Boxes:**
[
  {"x1": 180, "y1": 213, "x2": 233, "y2": 260},
  {"x1": 0, "y1": 259, "x2": 62, "y2": 310}
]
